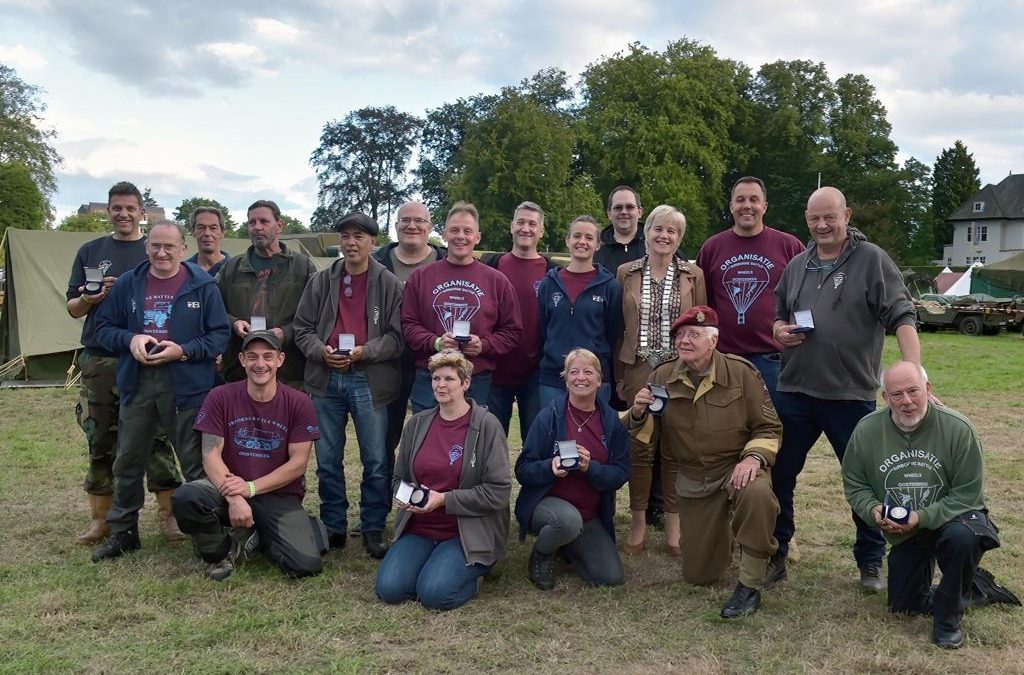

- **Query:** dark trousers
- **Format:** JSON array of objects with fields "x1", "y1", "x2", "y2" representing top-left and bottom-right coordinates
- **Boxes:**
[
  {"x1": 888, "y1": 520, "x2": 983, "y2": 633},
  {"x1": 383, "y1": 356, "x2": 418, "y2": 492},
  {"x1": 771, "y1": 391, "x2": 884, "y2": 567},
  {"x1": 529, "y1": 496, "x2": 624, "y2": 586},
  {"x1": 172, "y1": 479, "x2": 326, "y2": 578},
  {"x1": 488, "y1": 372, "x2": 541, "y2": 441},
  {"x1": 107, "y1": 367, "x2": 203, "y2": 534}
]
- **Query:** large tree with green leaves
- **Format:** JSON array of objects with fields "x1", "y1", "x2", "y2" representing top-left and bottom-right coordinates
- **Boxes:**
[
  {"x1": 310, "y1": 106, "x2": 423, "y2": 232},
  {"x1": 577, "y1": 40, "x2": 746, "y2": 250},
  {"x1": 172, "y1": 196, "x2": 238, "y2": 233},
  {"x1": 58, "y1": 211, "x2": 110, "y2": 233},
  {"x1": 0, "y1": 162, "x2": 48, "y2": 238},
  {"x1": 0, "y1": 64, "x2": 61, "y2": 220},
  {"x1": 930, "y1": 140, "x2": 981, "y2": 257}
]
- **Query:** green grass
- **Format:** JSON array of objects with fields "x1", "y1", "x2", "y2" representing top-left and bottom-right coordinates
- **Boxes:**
[{"x1": 1, "y1": 333, "x2": 1022, "y2": 673}]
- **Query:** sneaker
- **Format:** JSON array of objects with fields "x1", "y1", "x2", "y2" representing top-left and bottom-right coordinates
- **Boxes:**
[
  {"x1": 207, "y1": 527, "x2": 259, "y2": 581},
  {"x1": 91, "y1": 528, "x2": 141, "y2": 562},
  {"x1": 860, "y1": 564, "x2": 884, "y2": 592},
  {"x1": 528, "y1": 545, "x2": 556, "y2": 591},
  {"x1": 362, "y1": 531, "x2": 389, "y2": 559},
  {"x1": 763, "y1": 552, "x2": 787, "y2": 588},
  {"x1": 720, "y1": 582, "x2": 762, "y2": 619},
  {"x1": 206, "y1": 556, "x2": 234, "y2": 581}
]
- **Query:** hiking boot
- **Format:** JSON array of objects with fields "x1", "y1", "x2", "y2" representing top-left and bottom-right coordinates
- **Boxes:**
[
  {"x1": 76, "y1": 494, "x2": 112, "y2": 545},
  {"x1": 207, "y1": 527, "x2": 259, "y2": 581},
  {"x1": 720, "y1": 582, "x2": 762, "y2": 619},
  {"x1": 860, "y1": 564, "x2": 884, "y2": 592},
  {"x1": 933, "y1": 623, "x2": 964, "y2": 650},
  {"x1": 763, "y1": 552, "x2": 787, "y2": 588},
  {"x1": 156, "y1": 490, "x2": 186, "y2": 543},
  {"x1": 528, "y1": 545, "x2": 556, "y2": 591},
  {"x1": 92, "y1": 528, "x2": 140, "y2": 562},
  {"x1": 362, "y1": 531, "x2": 389, "y2": 559}
]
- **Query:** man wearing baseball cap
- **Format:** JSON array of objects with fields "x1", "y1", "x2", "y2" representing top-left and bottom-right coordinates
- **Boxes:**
[
  {"x1": 628, "y1": 305, "x2": 782, "y2": 618},
  {"x1": 294, "y1": 212, "x2": 404, "y2": 558},
  {"x1": 172, "y1": 330, "x2": 327, "y2": 581}
]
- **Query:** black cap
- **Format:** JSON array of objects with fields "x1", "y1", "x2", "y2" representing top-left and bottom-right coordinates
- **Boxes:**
[
  {"x1": 241, "y1": 330, "x2": 282, "y2": 351},
  {"x1": 334, "y1": 212, "x2": 379, "y2": 237}
]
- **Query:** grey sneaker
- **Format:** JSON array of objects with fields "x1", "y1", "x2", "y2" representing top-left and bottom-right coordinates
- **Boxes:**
[
  {"x1": 860, "y1": 564, "x2": 884, "y2": 592},
  {"x1": 206, "y1": 527, "x2": 260, "y2": 582}
]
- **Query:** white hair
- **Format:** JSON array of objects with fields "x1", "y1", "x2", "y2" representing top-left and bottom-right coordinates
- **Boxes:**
[{"x1": 880, "y1": 362, "x2": 928, "y2": 390}]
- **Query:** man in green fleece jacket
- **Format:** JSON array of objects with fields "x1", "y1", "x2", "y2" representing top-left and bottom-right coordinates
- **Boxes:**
[{"x1": 842, "y1": 361, "x2": 989, "y2": 649}]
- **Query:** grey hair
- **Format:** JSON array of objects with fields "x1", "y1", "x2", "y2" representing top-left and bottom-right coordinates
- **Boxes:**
[
  {"x1": 189, "y1": 206, "x2": 225, "y2": 231},
  {"x1": 149, "y1": 219, "x2": 187, "y2": 243},
  {"x1": 643, "y1": 204, "x2": 686, "y2": 239},
  {"x1": 880, "y1": 362, "x2": 929, "y2": 390},
  {"x1": 514, "y1": 201, "x2": 545, "y2": 226}
]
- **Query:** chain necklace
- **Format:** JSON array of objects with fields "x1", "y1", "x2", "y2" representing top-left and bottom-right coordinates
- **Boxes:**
[
  {"x1": 638, "y1": 257, "x2": 676, "y2": 366},
  {"x1": 567, "y1": 402, "x2": 597, "y2": 433}
]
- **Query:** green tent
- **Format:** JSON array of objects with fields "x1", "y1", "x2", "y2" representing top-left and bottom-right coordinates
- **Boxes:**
[
  {"x1": 0, "y1": 229, "x2": 328, "y2": 384},
  {"x1": 971, "y1": 252, "x2": 1024, "y2": 298}
]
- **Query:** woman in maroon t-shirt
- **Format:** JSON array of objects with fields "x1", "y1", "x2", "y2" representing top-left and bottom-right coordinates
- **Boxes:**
[{"x1": 375, "y1": 350, "x2": 511, "y2": 611}]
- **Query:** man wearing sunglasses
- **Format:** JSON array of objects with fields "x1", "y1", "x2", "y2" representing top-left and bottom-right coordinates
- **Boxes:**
[
  {"x1": 216, "y1": 199, "x2": 316, "y2": 388},
  {"x1": 294, "y1": 212, "x2": 404, "y2": 559}
]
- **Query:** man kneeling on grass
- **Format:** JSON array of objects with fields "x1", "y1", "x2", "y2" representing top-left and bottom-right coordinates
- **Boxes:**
[{"x1": 172, "y1": 331, "x2": 328, "y2": 580}]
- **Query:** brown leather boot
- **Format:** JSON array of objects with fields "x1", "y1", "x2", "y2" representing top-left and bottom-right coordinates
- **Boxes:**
[
  {"x1": 156, "y1": 489, "x2": 187, "y2": 543},
  {"x1": 76, "y1": 494, "x2": 112, "y2": 545}
]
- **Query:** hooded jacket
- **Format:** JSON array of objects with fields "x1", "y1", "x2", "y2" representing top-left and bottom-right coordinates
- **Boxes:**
[
  {"x1": 774, "y1": 227, "x2": 916, "y2": 401},
  {"x1": 372, "y1": 242, "x2": 447, "y2": 275},
  {"x1": 93, "y1": 260, "x2": 230, "y2": 408},
  {"x1": 514, "y1": 393, "x2": 630, "y2": 541},
  {"x1": 537, "y1": 264, "x2": 623, "y2": 386}
]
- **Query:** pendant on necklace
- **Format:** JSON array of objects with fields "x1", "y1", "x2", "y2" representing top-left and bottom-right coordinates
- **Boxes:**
[{"x1": 577, "y1": 425, "x2": 583, "y2": 432}]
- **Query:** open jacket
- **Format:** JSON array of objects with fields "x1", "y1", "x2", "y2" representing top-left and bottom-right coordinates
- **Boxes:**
[
  {"x1": 293, "y1": 257, "x2": 404, "y2": 407},
  {"x1": 93, "y1": 260, "x2": 230, "y2": 409},
  {"x1": 514, "y1": 393, "x2": 630, "y2": 541},
  {"x1": 391, "y1": 400, "x2": 511, "y2": 566}
]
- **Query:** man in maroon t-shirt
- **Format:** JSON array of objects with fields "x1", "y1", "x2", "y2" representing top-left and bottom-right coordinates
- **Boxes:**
[
  {"x1": 696, "y1": 176, "x2": 804, "y2": 403},
  {"x1": 172, "y1": 330, "x2": 327, "y2": 581},
  {"x1": 402, "y1": 202, "x2": 524, "y2": 413},
  {"x1": 481, "y1": 201, "x2": 558, "y2": 440}
]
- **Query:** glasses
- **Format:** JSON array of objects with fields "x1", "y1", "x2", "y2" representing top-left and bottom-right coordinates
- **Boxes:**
[
  {"x1": 147, "y1": 243, "x2": 183, "y2": 252},
  {"x1": 611, "y1": 204, "x2": 638, "y2": 212},
  {"x1": 398, "y1": 217, "x2": 430, "y2": 226},
  {"x1": 343, "y1": 274, "x2": 353, "y2": 298}
]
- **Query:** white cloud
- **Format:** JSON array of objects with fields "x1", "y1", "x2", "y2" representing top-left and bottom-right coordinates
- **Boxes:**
[
  {"x1": 0, "y1": 43, "x2": 47, "y2": 72},
  {"x1": 252, "y1": 17, "x2": 304, "y2": 42}
]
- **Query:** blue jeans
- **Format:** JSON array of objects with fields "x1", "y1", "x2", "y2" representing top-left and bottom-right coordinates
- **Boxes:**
[
  {"x1": 410, "y1": 368, "x2": 493, "y2": 413},
  {"x1": 739, "y1": 352, "x2": 781, "y2": 408},
  {"x1": 771, "y1": 391, "x2": 883, "y2": 568},
  {"x1": 375, "y1": 534, "x2": 491, "y2": 610},
  {"x1": 538, "y1": 382, "x2": 612, "y2": 411},
  {"x1": 488, "y1": 372, "x2": 541, "y2": 440},
  {"x1": 312, "y1": 369, "x2": 389, "y2": 535}
]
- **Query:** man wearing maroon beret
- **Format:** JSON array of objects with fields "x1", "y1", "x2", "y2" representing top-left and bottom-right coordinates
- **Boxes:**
[{"x1": 628, "y1": 305, "x2": 782, "y2": 618}]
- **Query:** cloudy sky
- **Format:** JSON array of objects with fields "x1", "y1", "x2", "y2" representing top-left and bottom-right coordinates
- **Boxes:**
[{"x1": 2, "y1": 0, "x2": 1022, "y2": 228}]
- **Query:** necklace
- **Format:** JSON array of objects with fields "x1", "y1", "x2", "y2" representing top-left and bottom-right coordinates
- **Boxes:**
[
  {"x1": 638, "y1": 257, "x2": 677, "y2": 367},
  {"x1": 567, "y1": 403, "x2": 596, "y2": 433}
]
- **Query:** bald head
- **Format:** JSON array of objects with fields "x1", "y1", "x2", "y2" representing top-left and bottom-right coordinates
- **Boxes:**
[
  {"x1": 807, "y1": 186, "x2": 847, "y2": 211},
  {"x1": 805, "y1": 186, "x2": 852, "y2": 258},
  {"x1": 396, "y1": 201, "x2": 433, "y2": 251}
]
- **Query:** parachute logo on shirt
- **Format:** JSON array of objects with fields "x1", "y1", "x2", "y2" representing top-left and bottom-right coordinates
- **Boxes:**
[
  {"x1": 98, "y1": 260, "x2": 112, "y2": 275},
  {"x1": 881, "y1": 451, "x2": 945, "y2": 511},
  {"x1": 449, "y1": 443, "x2": 464, "y2": 466},
  {"x1": 720, "y1": 256, "x2": 771, "y2": 326},
  {"x1": 834, "y1": 272, "x2": 845, "y2": 289},
  {"x1": 234, "y1": 426, "x2": 283, "y2": 454},
  {"x1": 551, "y1": 292, "x2": 563, "y2": 308},
  {"x1": 432, "y1": 282, "x2": 482, "y2": 334}
]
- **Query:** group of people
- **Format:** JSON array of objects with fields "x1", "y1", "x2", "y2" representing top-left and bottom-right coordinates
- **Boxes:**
[{"x1": 65, "y1": 178, "x2": 1012, "y2": 648}]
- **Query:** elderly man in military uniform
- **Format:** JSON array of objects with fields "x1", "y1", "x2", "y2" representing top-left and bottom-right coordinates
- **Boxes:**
[{"x1": 629, "y1": 306, "x2": 781, "y2": 618}]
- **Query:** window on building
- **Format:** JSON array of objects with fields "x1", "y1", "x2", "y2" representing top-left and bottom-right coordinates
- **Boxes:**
[
  {"x1": 946, "y1": 257, "x2": 952, "y2": 266},
  {"x1": 966, "y1": 257, "x2": 972, "y2": 265},
  {"x1": 973, "y1": 201, "x2": 985, "y2": 213},
  {"x1": 979, "y1": 226, "x2": 988, "y2": 242},
  {"x1": 967, "y1": 224, "x2": 971, "y2": 242}
]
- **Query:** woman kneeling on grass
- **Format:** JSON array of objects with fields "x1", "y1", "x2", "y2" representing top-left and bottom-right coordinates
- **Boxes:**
[
  {"x1": 515, "y1": 348, "x2": 631, "y2": 590},
  {"x1": 375, "y1": 349, "x2": 511, "y2": 610}
]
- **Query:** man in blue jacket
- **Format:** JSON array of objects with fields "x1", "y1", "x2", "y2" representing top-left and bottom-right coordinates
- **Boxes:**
[{"x1": 91, "y1": 220, "x2": 231, "y2": 562}]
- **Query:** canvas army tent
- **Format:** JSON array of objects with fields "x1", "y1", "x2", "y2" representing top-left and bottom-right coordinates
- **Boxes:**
[
  {"x1": 0, "y1": 229, "x2": 328, "y2": 384},
  {"x1": 971, "y1": 251, "x2": 1024, "y2": 297}
]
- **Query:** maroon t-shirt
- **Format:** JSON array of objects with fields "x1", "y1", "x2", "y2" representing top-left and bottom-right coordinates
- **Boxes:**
[
  {"x1": 328, "y1": 269, "x2": 368, "y2": 350},
  {"x1": 696, "y1": 227, "x2": 804, "y2": 355},
  {"x1": 494, "y1": 254, "x2": 548, "y2": 386},
  {"x1": 194, "y1": 381, "x2": 320, "y2": 500},
  {"x1": 558, "y1": 268, "x2": 598, "y2": 304},
  {"x1": 405, "y1": 409, "x2": 470, "y2": 541},
  {"x1": 548, "y1": 401, "x2": 606, "y2": 522},
  {"x1": 401, "y1": 259, "x2": 523, "y2": 374},
  {"x1": 143, "y1": 267, "x2": 187, "y2": 340}
]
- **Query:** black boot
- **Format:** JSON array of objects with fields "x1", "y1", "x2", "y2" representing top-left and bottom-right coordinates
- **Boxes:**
[
  {"x1": 721, "y1": 582, "x2": 762, "y2": 619},
  {"x1": 363, "y1": 531, "x2": 389, "y2": 559},
  {"x1": 91, "y1": 527, "x2": 140, "y2": 562},
  {"x1": 763, "y1": 551, "x2": 788, "y2": 588},
  {"x1": 528, "y1": 545, "x2": 556, "y2": 590}
]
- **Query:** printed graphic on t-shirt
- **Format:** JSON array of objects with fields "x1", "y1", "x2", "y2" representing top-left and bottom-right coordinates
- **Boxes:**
[
  {"x1": 98, "y1": 260, "x2": 112, "y2": 275},
  {"x1": 718, "y1": 254, "x2": 774, "y2": 325},
  {"x1": 144, "y1": 298, "x2": 174, "y2": 338},
  {"x1": 432, "y1": 280, "x2": 484, "y2": 333},
  {"x1": 878, "y1": 448, "x2": 945, "y2": 510},
  {"x1": 449, "y1": 443, "x2": 464, "y2": 466},
  {"x1": 229, "y1": 415, "x2": 287, "y2": 460}
]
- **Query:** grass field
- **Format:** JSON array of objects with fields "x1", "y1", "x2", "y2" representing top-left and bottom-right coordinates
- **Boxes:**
[{"x1": 1, "y1": 332, "x2": 1022, "y2": 673}]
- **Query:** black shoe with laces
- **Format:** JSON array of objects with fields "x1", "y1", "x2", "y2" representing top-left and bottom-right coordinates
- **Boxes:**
[
  {"x1": 363, "y1": 531, "x2": 389, "y2": 559},
  {"x1": 763, "y1": 552, "x2": 788, "y2": 588},
  {"x1": 91, "y1": 528, "x2": 140, "y2": 562},
  {"x1": 721, "y1": 582, "x2": 762, "y2": 619},
  {"x1": 528, "y1": 545, "x2": 556, "y2": 590},
  {"x1": 860, "y1": 564, "x2": 884, "y2": 592}
]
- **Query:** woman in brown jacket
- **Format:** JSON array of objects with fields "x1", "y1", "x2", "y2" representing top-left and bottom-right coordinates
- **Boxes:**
[{"x1": 616, "y1": 205, "x2": 706, "y2": 554}]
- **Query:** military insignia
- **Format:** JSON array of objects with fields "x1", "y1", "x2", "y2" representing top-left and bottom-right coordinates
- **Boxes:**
[
  {"x1": 552, "y1": 292, "x2": 563, "y2": 307},
  {"x1": 696, "y1": 310, "x2": 705, "y2": 323}
]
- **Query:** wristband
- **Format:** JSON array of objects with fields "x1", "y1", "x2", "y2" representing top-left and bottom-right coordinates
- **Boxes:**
[
  {"x1": 248, "y1": 481, "x2": 256, "y2": 498},
  {"x1": 434, "y1": 337, "x2": 443, "y2": 352}
]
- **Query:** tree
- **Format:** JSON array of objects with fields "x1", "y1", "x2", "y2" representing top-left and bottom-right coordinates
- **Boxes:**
[
  {"x1": 172, "y1": 197, "x2": 238, "y2": 234},
  {"x1": 58, "y1": 211, "x2": 110, "y2": 233},
  {"x1": 310, "y1": 106, "x2": 423, "y2": 232},
  {"x1": 141, "y1": 187, "x2": 159, "y2": 208},
  {"x1": 0, "y1": 64, "x2": 61, "y2": 219},
  {"x1": 0, "y1": 162, "x2": 47, "y2": 238},
  {"x1": 280, "y1": 214, "x2": 308, "y2": 234},
  {"x1": 931, "y1": 140, "x2": 981, "y2": 257}
]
